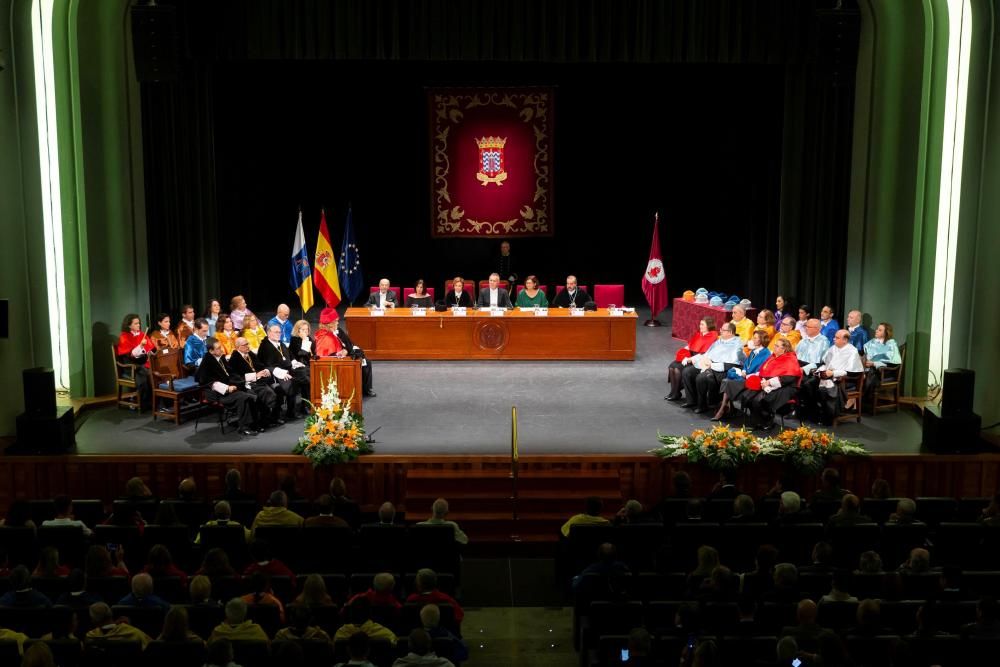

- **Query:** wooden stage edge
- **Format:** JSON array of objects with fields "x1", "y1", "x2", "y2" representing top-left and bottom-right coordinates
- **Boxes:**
[{"x1": 2, "y1": 451, "x2": 999, "y2": 518}]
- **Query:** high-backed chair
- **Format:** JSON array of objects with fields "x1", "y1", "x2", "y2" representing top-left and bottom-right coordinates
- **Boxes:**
[
  {"x1": 872, "y1": 344, "x2": 906, "y2": 414},
  {"x1": 478, "y1": 279, "x2": 510, "y2": 291},
  {"x1": 113, "y1": 345, "x2": 141, "y2": 411},
  {"x1": 515, "y1": 284, "x2": 549, "y2": 297},
  {"x1": 443, "y1": 280, "x2": 476, "y2": 304},
  {"x1": 555, "y1": 284, "x2": 590, "y2": 296},
  {"x1": 151, "y1": 347, "x2": 201, "y2": 424},
  {"x1": 833, "y1": 372, "x2": 865, "y2": 427},
  {"x1": 593, "y1": 284, "x2": 625, "y2": 308},
  {"x1": 402, "y1": 286, "x2": 436, "y2": 303},
  {"x1": 368, "y1": 286, "x2": 401, "y2": 304}
]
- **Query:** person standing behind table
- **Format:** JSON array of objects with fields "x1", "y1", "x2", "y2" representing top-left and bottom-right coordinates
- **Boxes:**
[
  {"x1": 228, "y1": 294, "x2": 255, "y2": 331},
  {"x1": 149, "y1": 312, "x2": 180, "y2": 351},
  {"x1": 196, "y1": 338, "x2": 262, "y2": 437},
  {"x1": 268, "y1": 303, "x2": 294, "y2": 345},
  {"x1": 175, "y1": 304, "x2": 197, "y2": 347},
  {"x1": 498, "y1": 239, "x2": 517, "y2": 284},
  {"x1": 405, "y1": 279, "x2": 434, "y2": 308},
  {"x1": 183, "y1": 318, "x2": 211, "y2": 372},
  {"x1": 476, "y1": 272, "x2": 513, "y2": 309},
  {"x1": 514, "y1": 275, "x2": 549, "y2": 308},
  {"x1": 366, "y1": 278, "x2": 398, "y2": 309},
  {"x1": 116, "y1": 313, "x2": 156, "y2": 408},
  {"x1": 444, "y1": 276, "x2": 473, "y2": 308},
  {"x1": 550, "y1": 275, "x2": 592, "y2": 308}
]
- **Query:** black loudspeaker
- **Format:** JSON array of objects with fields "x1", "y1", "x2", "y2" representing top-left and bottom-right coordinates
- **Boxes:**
[
  {"x1": 0, "y1": 298, "x2": 8, "y2": 338},
  {"x1": 942, "y1": 368, "x2": 975, "y2": 417},
  {"x1": 14, "y1": 407, "x2": 75, "y2": 454},
  {"x1": 23, "y1": 367, "x2": 56, "y2": 415},
  {"x1": 131, "y1": 4, "x2": 178, "y2": 82},
  {"x1": 923, "y1": 405, "x2": 982, "y2": 453}
]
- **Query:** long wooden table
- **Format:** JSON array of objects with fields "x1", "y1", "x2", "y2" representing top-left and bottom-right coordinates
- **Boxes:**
[{"x1": 343, "y1": 307, "x2": 637, "y2": 360}]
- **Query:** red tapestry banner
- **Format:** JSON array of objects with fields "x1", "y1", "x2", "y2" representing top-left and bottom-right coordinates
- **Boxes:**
[{"x1": 429, "y1": 88, "x2": 554, "y2": 238}]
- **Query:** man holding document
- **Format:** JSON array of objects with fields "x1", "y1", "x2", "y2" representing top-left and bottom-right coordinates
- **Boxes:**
[{"x1": 256, "y1": 324, "x2": 311, "y2": 418}]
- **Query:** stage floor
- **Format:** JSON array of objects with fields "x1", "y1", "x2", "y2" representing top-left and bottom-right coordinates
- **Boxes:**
[{"x1": 73, "y1": 308, "x2": 926, "y2": 456}]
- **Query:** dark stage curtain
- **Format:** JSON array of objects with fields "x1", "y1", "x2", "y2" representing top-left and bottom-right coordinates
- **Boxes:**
[{"x1": 141, "y1": 0, "x2": 857, "y2": 316}]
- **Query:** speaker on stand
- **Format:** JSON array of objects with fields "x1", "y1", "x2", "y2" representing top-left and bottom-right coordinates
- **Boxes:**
[
  {"x1": 11, "y1": 367, "x2": 75, "y2": 454},
  {"x1": 923, "y1": 368, "x2": 982, "y2": 453}
]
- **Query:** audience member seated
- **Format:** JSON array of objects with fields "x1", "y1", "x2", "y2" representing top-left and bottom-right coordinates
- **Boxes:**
[
  {"x1": 407, "y1": 569, "x2": 464, "y2": 626},
  {"x1": 196, "y1": 548, "x2": 237, "y2": 578},
  {"x1": 820, "y1": 570, "x2": 858, "y2": 604},
  {"x1": 1, "y1": 499, "x2": 37, "y2": 530},
  {"x1": 196, "y1": 501, "x2": 252, "y2": 544},
  {"x1": 251, "y1": 491, "x2": 304, "y2": 535},
  {"x1": 707, "y1": 469, "x2": 741, "y2": 500},
  {"x1": 666, "y1": 316, "x2": 718, "y2": 401},
  {"x1": 961, "y1": 597, "x2": 1000, "y2": 638},
  {"x1": 729, "y1": 304, "x2": 754, "y2": 342},
  {"x1": 375, "y1": 502, "x2": 398, "y2": 526},
  {"x1": 741, "y1": 544, "x2": 779, "y2": 600},
  {"x1": 42, "y1": 494, "x2": 93, "y2": 536},
  {"x1": 305, "y1": 495, "x2": 350, "y2": 528},
  {"x1": 732, "y1": 598, "x2": 762, "y2": 636},
  {"x1": 337, "y1": 631, "x2": 376, "y2": 667},
  {"x1": 910, "y1": 600, "x2": 949, "y2": 638},
  {"x1": 393, "y1": 627, "x2": 454, "y2": 667},
  {"x1": 209, "y1": 597, "x2": 269, "y2": 643},
  {"x1": 0, "y1": 620, "x2": 28, "y2": 658},
  {"x1": 862, "y1": 321, "x2": 902, "y2": 394},
  {"x1": 275, "y1": 603, "x2": 331, "y2": 642},
  {"x1": 801, "y1": 542, "x2": 835, "y2": 574},
  {"x1": 847, "y1": 598, "x2": 891, "y2": 637},
  {"x1": 159, "y1": 604, "x2": 203, "y2": 643},
  {"x1": 898, "y1": 547, "x2": 934, "y2": 575},
  {"x1": 241, "y1": 571, "x2": 285, "y2": 623},
  {"x1": 887, "y1": 498, "x2": 921, "y2": 525},
  {"x1": 794, "y1": 305, "x2": 812, "y2": 335},
  {"x1": 855, "y1": 551, "x2": 884, "y2": 576},
  {"x1": 870, "y1": 478, "x2": 892, "y2": 500},
  {"x1": 742, "y1": 338, "x2": 802, "y2": 431},
  {"x1": 806, "y1": 329, "x2": 864, "y2": 422},
  {"x1": 86, "y1": 544, "x2": 129, "y2": 578},
  {"x1": 86, "y1": 601, "x2": 152, "y2": 648},
  {"x1": 33, "y1": 546, "x2": 70, "y2": 578},
  {"x1": 347, "y1": 573, "x2": 402, "y2": 611},
  {"x1": 294, "y1": 574, "x2": 335, "y2": 608},
  {"x1": 845, "y1": 310, "x2": 869, "y2": 352},
  {"x1": 763, "y1": 563, "x2": 800, "y2": 603},
  {"x1": 697, "y1": 565, "x2": 737, "y2": 603},
  {"x1": 780, "y1": 599, "x2": 827, "y2": 652},
  {"x1": 680, "y1": 499, "x2": 705, "y2": 524},
  {"x1": 243, "y1": 541, "x2": 295, "y2": 584},
  {"x1": 729, "y1": 495, "x2": 756, "y2": 522},
  {"x1": 189, "y1": 575, "x2": 221, "y2": 607},
  {"x1": 421, "y1": 603, "x2": 469, "y2": 663},
  {"x1": 335, "y1": 597, "x2": 397, "y2": 645},
  {"x1": 329, "y1": 478, "x2": 362, "y2": 529},
  {"x1": 217, "y1": 469, "x2": 255, "y2": 502},
  {"x1": 0, "y1": 566, "x2": 52, "y2": 607},
  {"x1": 828, "y1": 495, "x2": 872, "y2": 527},
  {"x1": 572, "y1": 543, "x2": 630, "y2": 591},
  {"x1": 811, "y1": 468, "x2": 850, "y2": 508},
  {"x1": 117, "y1": 572, "x2": 170, "y2": 610},
  {"x1": 686, "y1": 546, "x2": 721, "y2": 598},
  {"x1": 680, "y1": 322, "x2": 742, "y2": 412},
  {"x1": 417, "y1": 498, "x2": 469, "y2": 545},
  {"x1": 143, "y1": 544, "x2": 189, "y2": 587},
  {"x1": 771, "y1": 492, "x2": 816, "y2": 525},
  {"x1": 614, "y1": 499, "x2": 658, "y2": 525},
  {"x1": 55, "y1": 568, "x2": 102, "y2": 608},
  {"x1": 103, "y1": 499, "x2": 146, "y2": 534},
  {"x1": 560, "y1": 496, "x2": 610, "y2": 537}
]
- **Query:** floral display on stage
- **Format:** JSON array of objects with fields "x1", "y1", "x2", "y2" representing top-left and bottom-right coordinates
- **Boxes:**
[
  {"x1": 293, "y1": 375, "x2": 371, "y2": 467},
  {"x1": 651, "y1": 425, "x2": 868, "y2": 473}
]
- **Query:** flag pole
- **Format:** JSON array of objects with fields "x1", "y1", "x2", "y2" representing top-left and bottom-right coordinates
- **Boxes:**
[{"x1": 644, "y1": 211, "x2": 664, "y2": 327}]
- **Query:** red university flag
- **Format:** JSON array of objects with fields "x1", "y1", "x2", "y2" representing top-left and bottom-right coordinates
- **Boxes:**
[{"x1": 641, "y1": 213, "x2": 668, "y2": 318}]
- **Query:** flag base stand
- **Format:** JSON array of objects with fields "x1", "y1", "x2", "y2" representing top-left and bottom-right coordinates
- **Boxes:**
[{"x1": 643, "y1": 319, "x2": 662, "y2": 327}]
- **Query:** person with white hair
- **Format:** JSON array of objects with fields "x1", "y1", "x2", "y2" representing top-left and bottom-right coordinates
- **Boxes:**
[
  {"x1": 208, "y1": 597, "x2": 269, "y2": 642},
  {"x1": 417, "y1": 498, "x2": 468, "y2": 544},
  {"x1": 366, "y1": 278, "x2": 398, "y2": 309},
  {"x1": 86, "y1": 601, "x2": 152, "y2": 648},
  {"x1": 116, "y1": 572, "x2": 169, "y2": 610}
]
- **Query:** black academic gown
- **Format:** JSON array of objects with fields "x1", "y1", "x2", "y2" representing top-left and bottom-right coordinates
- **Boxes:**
[
  {"x1": 195, "y1": 354, "x2": 256, "y2": 429},
  {"x1": 551, "y1": 288, "x2": 592, "y2": 308},
  {"x1": 256, "y1": 339, "x2": 309, "y2": 416},
  {"x1": 333, "y1": 328, "x2": 373, "y2": 394},
  {"x1": 228, "y1": 350, "x2": 279, "y2": 420}
]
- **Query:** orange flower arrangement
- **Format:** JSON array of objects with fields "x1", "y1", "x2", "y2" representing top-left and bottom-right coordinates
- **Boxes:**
[{"x1": 293, "y1": 375, "x2": 372, "y2": 467}]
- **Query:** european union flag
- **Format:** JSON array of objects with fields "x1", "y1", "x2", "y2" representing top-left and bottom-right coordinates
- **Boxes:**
[{"x1": 338, "y1": 207, "x2": 363, "y2": 302}]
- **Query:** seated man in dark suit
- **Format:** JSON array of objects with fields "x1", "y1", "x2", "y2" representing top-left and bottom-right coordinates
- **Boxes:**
[
  {"x1": 196, "y1": 338, "x2": 261, "y2": 437},
  {"x1": 779, "y1": 599, "x2": 826, "y2": 652},
  {"x1": 475, "y1": 272, "x2": 513, "y2": 309},
  {"x1": 256, "y1": 323, "x2": 311, "y2": 416},
  {"x1": 707, "y1": 469, "x2": 740, "y2": 500},
  {"x1": 770, "y1": 491, "x2": 818, "y2": 526},
  {"x1": 228, "y1": 336, "x2": 282, "y2": 427},
  {"x1": 827, "y1": 494, "x2": 873, "y2": 528},
  {"x1": 365, "y1": 278, "x2": 398, "y2": 309},
  {"x1": 962, "y1": 597, "x2": 1000, "y2": 637},
  {"x1": 550, "y1": 274, "x2": 592, "y2": 308},
  {"x1": 0, "y1": 566, "x2": 52, "y2": 608}
]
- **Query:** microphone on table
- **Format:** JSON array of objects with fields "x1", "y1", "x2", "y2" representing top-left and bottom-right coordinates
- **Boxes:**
[{"x1": 365, "y1": 425, "x2": 382, "y2": 444}]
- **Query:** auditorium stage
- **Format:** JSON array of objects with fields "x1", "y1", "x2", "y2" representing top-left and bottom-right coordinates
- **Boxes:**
[{"x1": 70, "y1": 309, "x2": 926, "y2": 457}]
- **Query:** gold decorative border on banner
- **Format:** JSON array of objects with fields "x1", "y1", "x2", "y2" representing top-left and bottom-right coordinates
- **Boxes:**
[{"x1": 431, "y1": 90, "x2": 552, "y2": 237}]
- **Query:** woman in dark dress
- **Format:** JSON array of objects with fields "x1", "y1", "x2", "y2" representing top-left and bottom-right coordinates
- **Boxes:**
[{"x1": 405, "y1": 279, "x2": 434, "y2": 308}]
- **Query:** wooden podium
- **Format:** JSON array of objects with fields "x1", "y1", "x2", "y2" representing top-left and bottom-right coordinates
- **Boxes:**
[{"x1": 310, "y1": 358, "x2": 363, "y2": 416}]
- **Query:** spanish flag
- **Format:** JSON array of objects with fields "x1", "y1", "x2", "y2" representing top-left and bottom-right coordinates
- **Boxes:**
[
  {"x1": 313, "y1": 209, "x2": 342, "y2": 307},
  {"x1": 290, "y1": 211, "x2": 314, "y2": 313}
]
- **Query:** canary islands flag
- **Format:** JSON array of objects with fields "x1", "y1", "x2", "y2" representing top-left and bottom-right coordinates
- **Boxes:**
[
  {"x1": 290, "y1": 211, "x2": 314, "y2": 313},
  {"x1": 314, "y1": 209, "x2": 342, "y2": 307}
]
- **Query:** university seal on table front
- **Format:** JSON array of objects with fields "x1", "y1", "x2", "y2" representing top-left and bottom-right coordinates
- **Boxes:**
[{"x1": 474, "y1": 320, "x2": 509, "y2": 351}]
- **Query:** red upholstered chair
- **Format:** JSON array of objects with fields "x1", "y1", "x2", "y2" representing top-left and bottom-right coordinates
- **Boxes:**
[
  {"x1": 368, "y1": 286, "x2": 401, "y2": 303},
  {"x1": 444, "y1": 280, "x2": 476, "y2": 303},
  {"x1": 515, "y1": 284, "x2": 548, "y2": 297},
  {"x1": 478, "y1": 279, "x2": 510, "y2": 291},
  {"x1": 555, "y1": 285, "x2": 589, "y2": 295},
  {"x1": 594, "y1": 284, "x2": 625, "y2": 308},
  {"x1": 402, "y1": 287, "x2": 436, "y2": 303}
]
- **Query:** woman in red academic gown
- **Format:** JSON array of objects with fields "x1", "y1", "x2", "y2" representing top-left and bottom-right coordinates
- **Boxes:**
[
  {"x1": 313, "y1": 308, "x2": 345, "y2": 358},
  {"x1": 743, "y1": 338, "x2": 803, "y2": 431},
  {"x1": 117, "y1": 313, "x2": 156, "y2": 409},
  {"x1": 666, "y1": 317, "x2": 719, "y2": 401}
]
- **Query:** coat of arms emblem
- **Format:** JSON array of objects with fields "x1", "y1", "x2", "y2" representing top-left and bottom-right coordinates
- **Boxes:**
[{"x1": 476, "y1": 136, "x2": 507, "y2": 186}]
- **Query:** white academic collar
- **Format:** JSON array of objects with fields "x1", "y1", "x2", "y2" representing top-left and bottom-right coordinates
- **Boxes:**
[
  {"x1": 159, "y1": 329, "x2": 171, "y2": 336},
  {"x1": 849, "y1": 324, "x2": 859, "y2": 331},
  {"x1": 271, "y1": 339, "x2": 282, "y2": 347},
  {"x1": 183, "y1": 319, "x2": 194, "y2": 327},
  {"x1": 804, "y1": 333, "x2": 821, "y2": 341}
]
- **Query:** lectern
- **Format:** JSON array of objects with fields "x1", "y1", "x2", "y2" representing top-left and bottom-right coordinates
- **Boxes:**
[{"x1": 310, "y1": 358, "x2": 363, "y2": 416}]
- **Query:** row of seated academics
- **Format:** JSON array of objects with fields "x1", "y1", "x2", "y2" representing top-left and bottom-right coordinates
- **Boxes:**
[
  {"x1": 562, "y1": 473, "x2": 1000, "y2": 666},
  {"x1": 360, "y1": 274, "x2": 610, "y2": 310},
  {"x1": 666, "y1": 298, "x2": 903, "y2": 430}
]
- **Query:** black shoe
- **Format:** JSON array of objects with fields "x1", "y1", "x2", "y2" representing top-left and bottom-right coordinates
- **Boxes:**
[
  {"x1": 710, "y1": 414, "x2": 724, "y2": 422},
  {"x1": 680, "y1": 403, "x2": 698, "y2": 409},
  {"x1": 694, "y1": 407, "x2": 709, "y2": 414},
  {"x1": 238, "y1": 428, "x2": 258, "y2": 436},
  {"x1": 755, "y1": 422, "x2": 776, "y2": 434},
  {"x1": 255, "y1": 424, "x2": 266, "y2": 433},
  {"x1": 665, "y1": 395, "x2": 681, "y2": 402},
  {"x1": 364, "y1": 389, "x2": 377, "y2": 397},
  {"x1": 271, "y1": 418, "x2": 286, "y2": 427}
]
